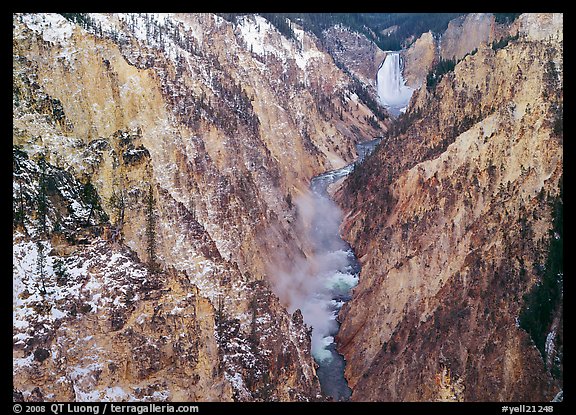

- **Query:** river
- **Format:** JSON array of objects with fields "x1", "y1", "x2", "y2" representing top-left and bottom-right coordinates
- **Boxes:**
[
  {"x1": 308, "y1": 137, "x2": 381, "y2": 401},
  {"x1": 300, "y1": 52, "x2": 410, "y2": 398}
]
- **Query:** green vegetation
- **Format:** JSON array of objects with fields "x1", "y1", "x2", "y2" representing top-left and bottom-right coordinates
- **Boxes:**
[
  {"x1": 364, "y1": 115, "x2": 381, "y2": 130},
  {"x1": 421, "y1": 18, "x2": 520, "y2": 94},
  {"x1": 107, "y1": 188, "x2": 125, "y2": 242},
  {"x1": 36, "y1": 154, "x2": 48, "y2": 236},
  {"x1": 357, "y1": 13, "x2": 465, "y2": 50},
  {"x1": 552, "y1": 104, "x2": 563, "y2": 136},
  {"x1": 59, "y1": 13, "x2": 93, "y2": 29},
  {"x1": 80, "y1": 179, "x2": 100, "y2": 226},
  {"x1": 53, "y1": 258, "x2": 70, "y2": 285},
  {"x1": 218, "y1": 13, "x2": 465, "y2": 51},
  {"x1": 426, "y1": 57, "x2": 457, "y2": 91},
  {"x1": 518, "y1": 177, "x2": 563, "y2": 363},
  {"x1": 259, "y1": 13, "x2": 296, "y2": 40},
  {"x1": 350, "y1": 77, "x2": 387, "y2": 121},
  {"x1": 14, "y1": 147, "x2": 28, "y2": 227},
  {"x1": 145, "y1": 184, "x2": 159, "y2": 273},
  {"x1": 491, "y1": 33, "x2": 520, "y2": 51},
  {"x1": 493, "y1": 13, "x2": 522, "y2": 24},
  {"x1": 14, "y1": 180, "x2": 25, "y2": 227},
  {"x1": 426, "y1": 48, "x2": 478, "y2": 92},
  {"x1": 35, "y1": 154, "x2": 49, "y2": 295}
]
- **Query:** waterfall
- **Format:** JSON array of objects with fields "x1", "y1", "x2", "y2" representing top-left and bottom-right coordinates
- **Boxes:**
[{"x1": 376, "y1": 52, "x2": 414, "y2": 114}]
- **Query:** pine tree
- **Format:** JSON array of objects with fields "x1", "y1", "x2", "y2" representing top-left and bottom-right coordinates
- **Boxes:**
[
  {"x1": 53, "y1": 258, "x2": 69, "y2": 286},
  {"x1": 81, "y1": 179, "x2": 99, "y2": 226},
  {"x1": 14, "y1": 179, "x2": 25, "y2": 228},
  {"x1": 37, "y1": 154, "x2": 48, "y2": 236},
  {"x1": 108, "y1": 186, "x2": 125, "y2": 242},
  {"x1": 35, "y1": 154, "x2": 49, "y2": 295},
  {"x1": 36, "y1": 241, "x2": 47, "y2": 295},
  {"x1": 145, "y1": 184, "x2": 158, "y2": 272}
]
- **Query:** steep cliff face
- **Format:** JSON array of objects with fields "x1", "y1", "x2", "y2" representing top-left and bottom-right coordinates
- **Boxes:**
[
  {"x1": 336, "y1": 13, "x2": 562, "y2": 401},
  {"x1": 13, "y1": 12, "x2": 386, "y2": 402},
  {"x1": 403, "y1": 13, "x2": 515, "y2": 91},
  {"x1": 322, "y1": 25, "x2": 387, "y2": 94},
  {"x1": 440, "y1": 13, "x2": 495, "y2": 61},
  {"x1": 402, "y1": 31, "x2": 436, "y2": 89},
  {"x1": 14, "y1": 234, "x2": 232, "y2": 401},
  {"x1": 13, "y1": 146, "x2": 323, "y2": 402}
]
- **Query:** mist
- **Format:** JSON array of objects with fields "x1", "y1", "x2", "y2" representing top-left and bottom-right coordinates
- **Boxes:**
[{"x1": 269, "y1": 189, "x2": 359, "y2": 362}]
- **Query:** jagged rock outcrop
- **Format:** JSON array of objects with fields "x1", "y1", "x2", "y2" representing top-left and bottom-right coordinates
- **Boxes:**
[
  {"x1": 14, "y1": 236, "x2": 233, "y2": 401},
  {"x1": 336, "y1": 13, "x2": 562, "y2": 401},
  {"x1": 13, "y1": 12, "x2": 388, "y2": 401}
]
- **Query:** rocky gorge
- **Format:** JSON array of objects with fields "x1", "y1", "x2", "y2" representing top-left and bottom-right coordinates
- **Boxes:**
[
  {"x1": 13, "y1": 12, "x2": 562, "y2": 404},
  {"x1": 336, "y1": 12, "x2": 563, "y2": 401}
]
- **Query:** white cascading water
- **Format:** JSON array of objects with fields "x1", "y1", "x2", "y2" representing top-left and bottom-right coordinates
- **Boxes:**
[
  {"x1": 376, "y1": 52, "x2": 414, "y2": 114},
  {"x1": 272, "y1": 138, "x2": 381, "y2": 401},
  {"x1": 301, "y1": 138, "x2": 381, "y2": 401}
]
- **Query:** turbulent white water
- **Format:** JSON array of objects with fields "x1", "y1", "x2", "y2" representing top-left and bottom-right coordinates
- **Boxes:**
[
  {"x1": 306, "y1": 138, "x2": 381, "y2": 400},
  {"x1": 271, "y1": 138, "x2": 381, "y2": 400},
  {"x1": 376, "y1": 52, "x2": 414, "y2": 115}
]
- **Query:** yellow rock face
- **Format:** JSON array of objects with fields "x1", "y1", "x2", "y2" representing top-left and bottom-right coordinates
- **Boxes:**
[
  {"x1": 13, "y1": 13, "x2": 388, "y2": 402},
  {"x1": 336, "y1": 13, "x2": 562, "y2": 401},
  {"x1": 440, "y1": 13, "x2": 494, "y2": 61},
  {"x1": 403, "y1": 31, "x2": 436, "y2": 89}
]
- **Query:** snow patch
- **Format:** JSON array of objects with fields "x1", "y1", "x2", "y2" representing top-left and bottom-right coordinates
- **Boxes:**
[
  {"x1": 545, "y1": 329, "x2": 556, "y2": 358},
  {"x1": 21, "y1": 13, "x2": 75, "y2": 44},
  {"x1": 236, "y1": 15, "x2": 324, "y2": 74},
  {"x1": 51, "y1": 307, "x2": 66, "y2": 320},
  {"x1": 100, "y1": 386, "x2": 132, "y2": 402},
  {"x1": 13, "y1": 354, "x2": 35, "y2": 368}
]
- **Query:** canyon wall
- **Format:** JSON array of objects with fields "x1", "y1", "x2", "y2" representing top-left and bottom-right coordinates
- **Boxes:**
[
  {"x1": 322, "y1": 24, "x2": 387, "y2": 94},
  {"x1": 403, "y1": 13, "x2": 517, "y2": 91},
  {"x1": 13, "y1": 13, "x2": 386, "y2": 401},
  {"x1": 336, "y1": 13, "x2": 563, "y2": 401},
  {"x1": 14, "y1": 12, "x2": 563, "y2": 403}
]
